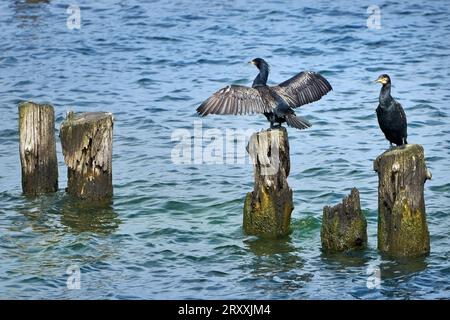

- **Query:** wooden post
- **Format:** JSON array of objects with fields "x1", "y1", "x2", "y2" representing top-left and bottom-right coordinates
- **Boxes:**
[
  {"x1": 374, "y1": 144, "x2": 431, "y2": 257},
  {"x1": 321, "y1": 188, "x2": 367, "y2": 252},
  {"x1": 18, "y1": 102, "x2": 58, "y2": 195},
  {"x1": 243, "y1": 127, "x2": 293, "y2": 237},
  {"x1": 60, "y1": 112, "x2": 113, "y2": 201}
]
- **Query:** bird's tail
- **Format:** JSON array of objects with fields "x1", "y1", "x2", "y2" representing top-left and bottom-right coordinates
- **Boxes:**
[{"x1": 285, "y1": 114, "x2": 311, "y2": 130}]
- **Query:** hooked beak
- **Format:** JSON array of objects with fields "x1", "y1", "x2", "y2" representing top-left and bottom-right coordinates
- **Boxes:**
[
  {"x1": 248, "y1": 60, "x2": 255, "y2": 65},
  {"x1": 374, "y1": 78, "x2": 383, "y2": 84}
]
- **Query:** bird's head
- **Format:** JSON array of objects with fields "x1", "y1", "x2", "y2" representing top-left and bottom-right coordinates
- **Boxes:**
[
  {"x1": 375, "y1": 74, "x2": 391, "y2": 86},
  {"x1": 249, "y1": 58, "x2": 269, "y2": 71}
]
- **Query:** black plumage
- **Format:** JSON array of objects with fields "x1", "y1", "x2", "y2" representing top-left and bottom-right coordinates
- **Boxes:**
[
  {"x1": 375, "y1": 74, "x2": 408, "y2": 147},
  {"x1": 196, "y1": 58, "x2": 332, "y2": 130}
]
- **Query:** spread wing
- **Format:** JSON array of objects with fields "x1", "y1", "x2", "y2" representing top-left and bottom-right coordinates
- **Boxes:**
[
  {"x1": 272, "y1": 71, "x2": 332, "y2": 108},
  {"x1": 196, "y1": 85, "x2": 272, "y2": 116}
]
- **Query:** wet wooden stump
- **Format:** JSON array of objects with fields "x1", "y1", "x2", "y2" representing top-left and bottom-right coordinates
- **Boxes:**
[
  {"x1": 374, "y1": 144, "x2": 431, "y2": 257},
  {"x1": 321, "y1": 188, "x2": 367, "y2": 252},
  {"x1": 60, "y1": 112, "x2": 113, "y2": 201},
  {"x1": 243, "y1": 127, "x2": 293, "y2": 237},
  {"x1": 18, "y1": 102, "x2": 58, "y2": 195}
]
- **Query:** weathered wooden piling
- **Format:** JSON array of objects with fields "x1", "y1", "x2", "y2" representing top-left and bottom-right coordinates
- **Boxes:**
[
  {"x1": 60, "y1": 112, "x2": 113, "y2": 201},
  {"x1": 374, "y1": 144, "x2": 431, "y2": 257},
  {"x1": 321, "y1": 188, "x2": 367, "y2": 252},
  {"x1": 18, "y1": 102, "x2": 58, "y2": 195},
  {"x1": 243, "y1": 127, "x2": 293, "y2": 237}
]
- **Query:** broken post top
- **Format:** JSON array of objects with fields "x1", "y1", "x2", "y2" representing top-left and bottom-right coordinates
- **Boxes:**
[
  {"x1": 323, "y1": 188, "x2": 362, "y2": 219},
  {"x1": 63, "y1": 112, "x2": 114, "y2": 126}
]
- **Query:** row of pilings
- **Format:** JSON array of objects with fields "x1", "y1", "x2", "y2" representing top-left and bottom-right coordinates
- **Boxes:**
[
  {"x1": 18, "y1": 101, "x2": 113, "y2": 202},
  {"x1": 243, "y1": 127, "x2": 431, "y2": 258},
  {"x1": 18, "y1": 102, "x2": 431, "y2": 258}
]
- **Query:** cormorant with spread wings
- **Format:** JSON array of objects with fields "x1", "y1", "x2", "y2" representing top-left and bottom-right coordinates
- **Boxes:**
[{"x1": 196, "y1": 58, "x2": 332, "y2": 130}]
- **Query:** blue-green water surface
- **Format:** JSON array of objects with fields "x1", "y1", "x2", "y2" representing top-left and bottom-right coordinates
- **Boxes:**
[{"x1": 0, "y1": 0, "x2": 449, "y2": 299}]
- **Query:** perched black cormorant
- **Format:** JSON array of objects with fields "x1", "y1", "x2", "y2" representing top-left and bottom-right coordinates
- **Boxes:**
[
  {"x1": 196, "y1": 58, "x2": 332, "y2": 130},
  {"x1": 375, "y1": 74, "x2": 408, "y2": 147}
]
